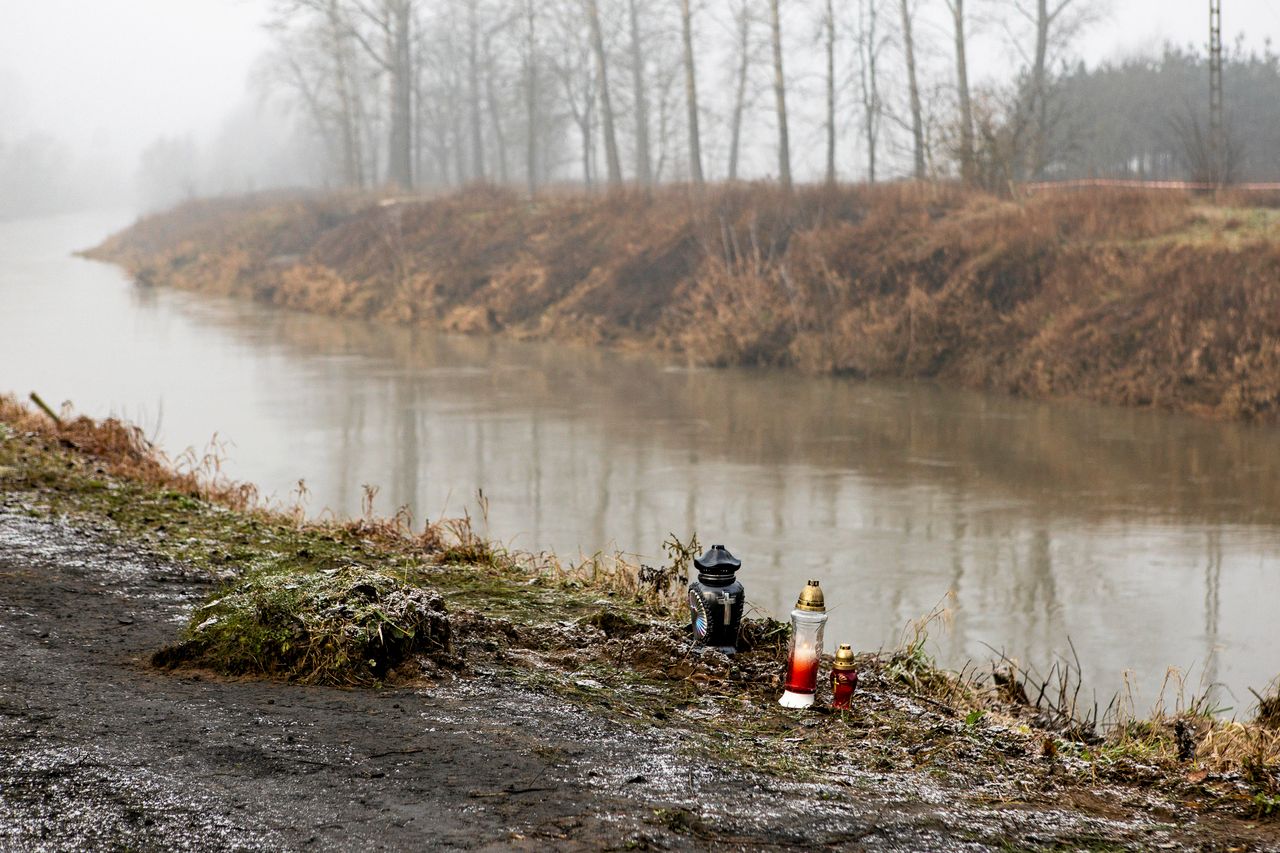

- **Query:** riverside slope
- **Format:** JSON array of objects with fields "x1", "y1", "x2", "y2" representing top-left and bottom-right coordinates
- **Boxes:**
[
  {"x1": 86, "y1": 184, "x2": 1280, "y2": 422},
  {"x1": 3, "y1": 398, "x2": 1280, "y2": 849}
]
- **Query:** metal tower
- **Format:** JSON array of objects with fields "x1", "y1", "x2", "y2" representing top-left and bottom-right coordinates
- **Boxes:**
[{"x1": 1209, "y1": 0, "x2": 1224, "y2": 184}]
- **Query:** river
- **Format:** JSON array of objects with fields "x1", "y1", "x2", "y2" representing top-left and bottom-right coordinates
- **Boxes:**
[{"x1": 3, "y1": 209, "x2": 1278, "y2": 714}]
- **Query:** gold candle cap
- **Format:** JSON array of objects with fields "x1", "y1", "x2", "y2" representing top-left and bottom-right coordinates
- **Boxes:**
[
  {"x1": 795, "y1": 579, "x2": 826, "y2": 612},
  {"x1": 833, "y1": 643, "x2": 857, "y2": 671}
]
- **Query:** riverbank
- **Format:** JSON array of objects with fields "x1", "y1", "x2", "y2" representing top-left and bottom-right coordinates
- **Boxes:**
[
  {"x1": 85, "y1": 184, "x2": 1280, "y2": 422},
  {"x1": 2, "y1": 395, "x2": 1279, "y2": 849}
]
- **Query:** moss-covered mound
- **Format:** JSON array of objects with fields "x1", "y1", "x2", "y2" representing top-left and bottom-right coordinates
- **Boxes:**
[{"x1": 153, "y1": 566, "x2": 453, "y2": 685}]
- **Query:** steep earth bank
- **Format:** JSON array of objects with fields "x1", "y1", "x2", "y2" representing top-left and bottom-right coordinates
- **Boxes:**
[{"x1": 86, "y1": 184, "x2": 1280, "y2": 421}]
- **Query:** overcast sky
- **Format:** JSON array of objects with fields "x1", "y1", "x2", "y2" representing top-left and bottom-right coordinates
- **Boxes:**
[{"x1": 1, "y1": 0, "x2": 1277, "y2": 164}]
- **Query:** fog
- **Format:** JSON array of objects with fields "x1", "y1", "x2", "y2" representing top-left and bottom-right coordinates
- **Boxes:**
[{"x1": 2, "y1": 0, "x2": 1278, "y2": 217}]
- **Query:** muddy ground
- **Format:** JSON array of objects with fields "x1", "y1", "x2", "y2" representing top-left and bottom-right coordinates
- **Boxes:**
[
  {"x1": 3, "y1": 506, "x2": 1279, "y2": 851},
  {"x1": 0, "y1": 507, "x2": 987, "y2": 851}
]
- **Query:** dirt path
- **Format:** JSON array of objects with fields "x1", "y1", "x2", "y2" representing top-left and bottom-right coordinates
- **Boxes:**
[
  {"x1": 0, "y1": 509, "x2": 898, "y2": 850},
  {"x1": 4, "y1": 506, "x2": 1279, "y2": 851}
]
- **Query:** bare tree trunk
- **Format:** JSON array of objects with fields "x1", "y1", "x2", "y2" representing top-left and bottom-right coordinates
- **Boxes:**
[
  {"x1": 900, "y1": 0, "x2": 925, "y2": 179},
  {"x1": 326, "y1": 0, "x2": 364, "y2": 187},
  {"x1": 362, "y1": 82, "x2": 379, "y2": 184},
  {"x1": 768, "y1": 0, "x2": 791, "y2": 191},
  {"x1": 857, "y1": 0, "x2": 880, "y2": 183},
  {"x1": 450, "y1": 81, "x2": 466, "y2": 185},
  {"x1": 1030, "y1": 0, "x2": 1050, "y2": 178},
  {"x1": 679, "y1": 0, "x2": 703, "y2": 185},
  {"x1": 413, "y1": 71, "x2": 434, "y2": 187},
  {"x1": 586, "y1": 0, "x2": 623, "y2": 186},
  {"x1": 1011, "y1": 0, "x2": 1078, "y2": 178},
  {"x1": 388, "y1": 0, "x2": 414, "y2": 189},
  {"x1": 626, "y1": 0, "x2": 652, "y2": 186},
  {"x1": 342, "y1": 0, "x2": 413, "y2": 187},
  {"x1": 583, "y1": 96, "x2": 596, "y2": 186},
  {"x1": 524, "y1": 0, "x2": 539, "y2": 194},
  {"x1": 947, "y1": 0, "x2": 974, "y2": 183},
  {"x1": 483, "y1": 29, "x2": 510, "y2": 183},
  {"x1": 824, "y1": 0, "x2": 836, "y2": 184},
  {"x1": 466, "y1": 0, "x2": 485, "y2": 181},
  {"x1": 727, "y1": 1, "x2": 751, "y2": 182}
]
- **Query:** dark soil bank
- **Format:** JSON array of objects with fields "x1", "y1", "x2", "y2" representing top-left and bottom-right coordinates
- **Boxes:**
[{"x1": 86, "y1": 185, "x2": 1280, "y2": 421}]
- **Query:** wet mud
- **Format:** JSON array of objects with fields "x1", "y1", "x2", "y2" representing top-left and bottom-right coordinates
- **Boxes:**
[{"x1": 0, "y1": 509, "x2": 693, "y2": 849}]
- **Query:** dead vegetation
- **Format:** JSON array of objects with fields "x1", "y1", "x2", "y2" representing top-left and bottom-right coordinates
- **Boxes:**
[
  {"x1": 0, "y1": 394, "x2": 259, "y2": 510},
  {"x1": 86, "y1": 183, "x2": 1280, "y2": 421}
]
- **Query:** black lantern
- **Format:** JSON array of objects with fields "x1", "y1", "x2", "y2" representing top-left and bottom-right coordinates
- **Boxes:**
[{"x1": 687, "y1": 544, "x2": 745, "y2": 654}]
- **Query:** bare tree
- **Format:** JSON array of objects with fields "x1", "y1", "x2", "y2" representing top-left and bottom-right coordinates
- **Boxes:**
[
  {"x1": 626, "y1": 0, "x2": 653, "y2": 185},
  {"x1": 466, "y1": 0, "x2": 485, "y2": 180},
  {"x1": 550, "y1": 4, "x2": 598, "y2": 186},
  {"x1": 482, "y1": 17, "x2": 512, "y2": 183},
  {"x1": 586, "y1": 0, "x2": 623, "y2": 185},
  {"x1": 726, "y1": 0, "x2": 753, "y2": 181},
  {"x1": 768, "y1": 0, "x2": 792, "y2": 191},
  {"x1": 822, "y1": 0, "x2": 837, "y2": 183},
  {"x1": 945, "y1": 0, "x2": 975, "y2": 182},
  {"x1": 1010, "y1": 0, "x2": 1100, "y2": 177},
  {"x1": 346, "y1": 0, "x2": 415, "y2": 188},
  {"x1": 522, "y1": 0, "x2": 540, "y2": 193},
  {"x1": 1170, "y1": 106, "x2": 1243, "y2": 185},
  {"x1": 413, "y1": 21, "x2": 448, "y2": 185},
  {"x1": 856, "y1": 0, "x2": 883, "y2": 182},
  {"x1": 679, "y1": 0, "x2": 704, "y2": 185},
  {"x1": 266, "y1": 0, "x2": 370, "y2": 187},
  {"x1": 651, "y1": 51, "x2": 682, "y2": 181},
  {"x1": 899, "y1": 0, "x2": 925, "y2": 178}
]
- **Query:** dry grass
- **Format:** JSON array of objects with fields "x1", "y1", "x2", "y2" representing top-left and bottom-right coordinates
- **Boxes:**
[
  {"x1": 1257, "y1": 680, "x2": 1280, "y2": 729},
  {"x1": 0, "y1": 394, "x2": 260, "y2": 510},
  {"x1": 882, "y1": 607, "x2": 1280, "y2": 806},
  {"x1": 535, "y1": 532, "x2": 698, "y2": 616},
  {"x1": 0, "y1": 393, "x2": 516, "y2": 577},
  {"x1": 87, "y1": 183, "x2": 1280, "y2": 422}
]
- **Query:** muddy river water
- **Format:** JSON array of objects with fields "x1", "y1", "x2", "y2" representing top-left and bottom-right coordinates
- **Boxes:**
[{"x1": 3, "y1": 209, "x2": 1278, "y2": 712}]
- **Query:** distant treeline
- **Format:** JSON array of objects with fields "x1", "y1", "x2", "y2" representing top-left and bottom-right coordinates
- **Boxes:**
[
  {"x1": 1047, "y1": 46, "x2": 1280, "y2": 184},
  {"x1": 228, "y1": 1, "x2": 1278, "y2": 196}
]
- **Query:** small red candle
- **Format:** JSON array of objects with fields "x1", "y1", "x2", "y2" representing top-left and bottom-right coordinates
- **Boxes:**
[{"x1": 830, "y1": 643, "x2": 859, "y2": 710}]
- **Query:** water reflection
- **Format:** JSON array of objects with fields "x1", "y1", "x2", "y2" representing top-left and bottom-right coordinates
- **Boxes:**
[{"x1": 2, "y1": 211, "x2": 1278, "y2": 712}]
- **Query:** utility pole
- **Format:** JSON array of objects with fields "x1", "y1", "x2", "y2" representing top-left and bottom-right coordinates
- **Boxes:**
[{"x1": 1209, "y1": 0, "x2": 1224, "y2": 184}]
